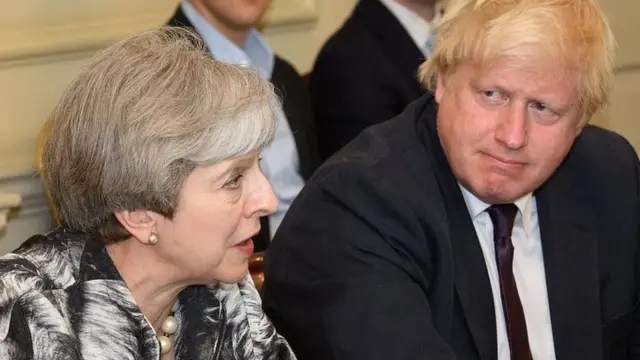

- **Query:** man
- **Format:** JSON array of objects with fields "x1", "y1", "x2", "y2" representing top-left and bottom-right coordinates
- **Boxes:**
[
  {"x1": 309, "y1": 0, "x2": 440, "y2": 160},
  {"x1": 167, "y1": 0, "x2": 320, "y2": 251},
  {"x1": 263, "y1": 0, "x2": 640, "y2": 359}
]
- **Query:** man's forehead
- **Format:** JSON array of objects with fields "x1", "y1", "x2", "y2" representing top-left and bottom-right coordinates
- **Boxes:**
[{"x1": 471, "y1": 58, "x2": 578, "y2": 91}]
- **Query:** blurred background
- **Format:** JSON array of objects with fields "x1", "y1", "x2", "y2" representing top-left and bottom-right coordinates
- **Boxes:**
[{"x1": 0, "y1": 0, "x2": 637, "y2": 252}]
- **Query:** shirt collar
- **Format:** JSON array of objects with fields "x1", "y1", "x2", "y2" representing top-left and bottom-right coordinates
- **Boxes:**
[
  {"x1": 378, "y1": 0, "x2": 441, "y2": 56},
  {"x1": 180, "y1": 0, "x2": 274, "y2": 79},
  {"x1": 458, "y1": 183, "x2": 535, "y2": 237}
]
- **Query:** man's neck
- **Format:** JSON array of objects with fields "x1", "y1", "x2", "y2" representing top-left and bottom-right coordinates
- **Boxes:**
[
  {"x1": 395, "y1": 0, "x2": 437, "y2": 22},
  {"x1": 190, "y1": 0, "x2": 250, "y2": 48}
]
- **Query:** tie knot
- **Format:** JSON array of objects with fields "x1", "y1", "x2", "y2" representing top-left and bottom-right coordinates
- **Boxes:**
[{"x1": 487, "y1": 204, "x2": 518, "y2": 239}]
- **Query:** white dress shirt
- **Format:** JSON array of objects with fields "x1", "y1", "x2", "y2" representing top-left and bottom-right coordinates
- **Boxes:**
[
  {"x1": 459, "y1": 184, "x2": 556, "y2": 359},
  {"x1": 378, "y1": 0, "x2": 440, "y2": 57},
  {"x1": 181, "y1": 0, "x2": 305, "y2": 237}
]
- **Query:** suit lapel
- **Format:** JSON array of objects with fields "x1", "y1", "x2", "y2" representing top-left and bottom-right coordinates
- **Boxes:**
[
  {"x1": 421, "y1": 108, "x2": 498, "y2": 360},
  {"x1": 536, "y1": 165, "x2": 602, "y2": 359},
  {"x1": 446, "y1": 191, "x2": 499, "y2": 360}
]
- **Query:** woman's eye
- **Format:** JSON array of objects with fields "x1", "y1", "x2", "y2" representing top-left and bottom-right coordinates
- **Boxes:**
[{"x1": 224, "y1": 174, "x2": 243, "y2": 189}]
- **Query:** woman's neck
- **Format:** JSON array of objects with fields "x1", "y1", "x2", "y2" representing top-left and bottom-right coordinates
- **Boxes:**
[{"x1": 106, "y1": 241, "x2": 188, "y2": 331}]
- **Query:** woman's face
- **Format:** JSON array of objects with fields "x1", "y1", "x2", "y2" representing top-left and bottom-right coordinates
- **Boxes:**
[{"x1": 153, "y1": 151, "x2": 277, "y2": 284}]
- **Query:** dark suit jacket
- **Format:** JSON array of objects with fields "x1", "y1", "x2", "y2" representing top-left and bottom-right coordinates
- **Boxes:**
[
  {"x1": 262, "y1": 94, "x2": 640, "y2": 360},
  {"x1": 167, "y1": 8, "x2": 320, "y2": 251},
  {"x1": 309, "y1": 0, "x2": 428, "y2": 160}
]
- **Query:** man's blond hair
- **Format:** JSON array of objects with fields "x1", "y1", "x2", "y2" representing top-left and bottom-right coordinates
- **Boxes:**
[{"x1": 419, "y1": 0, "x2": 616, "y2": 121}]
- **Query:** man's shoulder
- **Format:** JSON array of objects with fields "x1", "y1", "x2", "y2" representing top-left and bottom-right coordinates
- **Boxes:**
[
  {"x1": 568, "y1": 125, "x2": 638, "y2": 179},
  {"x1": 576, "y1": 124, "x2": 636, "y2": 151},
  {"x1": 166, "y1": 5, "x2": 191, "y2": 28},
  {"x1": 325, "y1": 13, "x2": 374, "y2": 48},
  {"x1": 312, "y1": 95, "x2": 437, "y2": 188},
  {"x1": 555, "y1": 125, "x2": 639, "y2": 214},
  {"x1": 312, "y1": 10, "x2": 383, "y2": 71},
  {"x1": 272, "y1": 55, "x2": 303, "y2": 81}
]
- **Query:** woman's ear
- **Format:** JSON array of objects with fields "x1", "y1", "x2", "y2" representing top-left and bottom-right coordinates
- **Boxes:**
[{"x1": 114, "y1": 209, "x2": 158, "y2": 245}]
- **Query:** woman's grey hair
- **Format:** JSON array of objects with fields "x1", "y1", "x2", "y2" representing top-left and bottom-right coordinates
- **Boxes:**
[{"x1": 41, "y1": 26, "x2": 280, "y2": 242}]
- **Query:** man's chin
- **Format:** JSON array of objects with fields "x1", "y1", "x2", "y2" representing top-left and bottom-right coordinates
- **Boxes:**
[{"x1": 471, "y1": 183, "x2": 531, "y2": 204}]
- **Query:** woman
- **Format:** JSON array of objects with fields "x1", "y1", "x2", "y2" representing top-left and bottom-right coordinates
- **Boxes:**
[{"x1": 0, "y1": 27, "x2": 296, "y2": 360}]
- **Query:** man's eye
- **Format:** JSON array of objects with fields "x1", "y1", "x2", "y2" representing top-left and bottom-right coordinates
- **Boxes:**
[
  {"x1": 531, "y1": 101, "x2": 549, "y2": 112},
  {"x1": 484, "y1": 90, "x2": 499, "y2": 98},
  {"x1": 481, "y1": 90, "x2": 507, "y2": 104}
]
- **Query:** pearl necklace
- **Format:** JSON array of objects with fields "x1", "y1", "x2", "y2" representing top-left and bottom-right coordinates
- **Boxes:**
[{"x1": 157, "y1": 302, "x2": 179, "y2": 355}]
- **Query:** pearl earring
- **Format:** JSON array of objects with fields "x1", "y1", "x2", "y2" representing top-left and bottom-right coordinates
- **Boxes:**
[{"x1": 148, "y1": 233, "x2": 159, "y2": 245}]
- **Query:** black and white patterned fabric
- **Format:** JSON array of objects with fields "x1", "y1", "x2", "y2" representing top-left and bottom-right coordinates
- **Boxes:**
[{"x1": 0, "y1": 228, "x2": 296, "y2": 360}]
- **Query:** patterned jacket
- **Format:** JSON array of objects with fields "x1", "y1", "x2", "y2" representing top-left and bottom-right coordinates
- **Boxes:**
[{"x1": 0, "y1": 228, "x2": 296, "y2": 360}]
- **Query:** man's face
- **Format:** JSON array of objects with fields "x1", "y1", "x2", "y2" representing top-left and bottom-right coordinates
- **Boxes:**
[
  {"x1": 434, "y1": 59, "x2": 584, "y2": 204},
  {"x1": 196, "y1": 0, "x2": 271, "y2": 30}
]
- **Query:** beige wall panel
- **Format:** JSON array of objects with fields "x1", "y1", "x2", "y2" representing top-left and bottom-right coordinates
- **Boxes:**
[
  {"x1": 600, "y1": 0, "x2": 640, "y2": 69},
  {"x1": 0, "y1": 56, "x2": 91, "y2": 172},
  {"x1": 0, "y1": 1, "x2": 179, "y2": 62},
  {"x1": 0, "y1": 0, "x2": 180, "y2": 252},
  {"x1": 0, "y1": 0, "x2": 181, "y2": 176},
  {"x1": 597, "y1": 0, "x2": 640, "y2": 152},
  {"x1": 604, "y1": 70, "x2": 640, "y2": 151}
]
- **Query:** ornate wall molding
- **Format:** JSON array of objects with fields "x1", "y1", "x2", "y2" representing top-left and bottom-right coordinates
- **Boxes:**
[
  {"x1": 0, "y1": 14, "x2": 171, "y2": 63},
  {"x1": 0, "y1": 193, "x2": 21, "y2": 232},
  {"x1": 0, "y1": 1, "x2": 318, "y2": 63},
  {"x1": 0, "y1": 168, "x2": 50, "y2": 219},
  {"x1": 0, "y1": 168, "x2": 53, "y2": 254}
]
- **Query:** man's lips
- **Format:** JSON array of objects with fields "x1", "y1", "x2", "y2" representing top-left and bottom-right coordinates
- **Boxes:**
[{"x1": 483, "y1": 152, "x2": 527, "y2": 167}]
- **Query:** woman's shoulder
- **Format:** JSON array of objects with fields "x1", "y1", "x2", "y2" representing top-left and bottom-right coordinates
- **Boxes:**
[
  {"x1": 0, "y1": 229, "x2": 86, "y2": 304},
  {"x1": 211, "y1": 275, "x2": 296, "y2": 359}
]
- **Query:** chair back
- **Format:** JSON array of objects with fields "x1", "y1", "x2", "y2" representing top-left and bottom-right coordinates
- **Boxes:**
[{"x1": 249, "y1": 252, "x2": 265, "y2": 291}]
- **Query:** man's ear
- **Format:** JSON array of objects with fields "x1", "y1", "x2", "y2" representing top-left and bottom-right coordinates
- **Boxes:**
[
  {"x1": 435, "y1": 72, "x2": 446, "y2": 104},
  {"x1": 114, "y1": 209, "x2": 158, "y2": 245},
  {"x1": 575, "y1": 112, "x2": 591, "y2": 136}
]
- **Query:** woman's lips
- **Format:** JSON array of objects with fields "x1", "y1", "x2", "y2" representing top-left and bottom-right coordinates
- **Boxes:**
[{"x1": 233, "y1": 238, "x2": 254, "y2": 255}]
